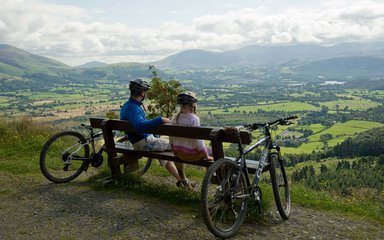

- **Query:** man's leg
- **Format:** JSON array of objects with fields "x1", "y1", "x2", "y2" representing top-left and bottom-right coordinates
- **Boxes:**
[{"x1": 147, "y1": 135, "x2": 171, "y2": 151}]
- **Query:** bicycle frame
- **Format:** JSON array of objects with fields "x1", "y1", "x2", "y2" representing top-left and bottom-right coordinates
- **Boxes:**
[
  {"x1": 230, "y1": 118, "x2": 289, "y2": 201},
  {"x1": 230, "y1": 132, "x2": 271, "y2": 198},
  {"x1": 88, "y1": 130, "x2": 104, "y2": 155},
  {"x1": 64, "y1": 127, "x2": 104, "y2": 163}
]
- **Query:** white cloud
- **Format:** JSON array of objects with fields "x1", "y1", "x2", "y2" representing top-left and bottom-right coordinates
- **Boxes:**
[{"x1": 0, "y1": 0, "x2": 384, "y2": 66}]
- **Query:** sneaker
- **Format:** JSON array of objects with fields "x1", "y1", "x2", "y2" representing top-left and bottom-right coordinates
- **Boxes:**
[{"x1": 176, "y1": 179, "x2": 197, "y2": 189}]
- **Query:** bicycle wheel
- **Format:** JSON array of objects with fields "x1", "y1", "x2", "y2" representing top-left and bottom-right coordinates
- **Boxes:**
[
  {"x1": 269, "y1": 153, "x2": 291, "y2": 219},
  {"x1": 123, "y1": 156, "x2": 152, "y2": 175},
  {"x1": 40, "y1": 131, "x2": 90, "y2": 183},
  {"x1": 116, "y1": 137, "x2": 152, "y2": 175},
  {"x1": 137, "y1": 157, "x2": 152, "y2": 175},
  {"x1": 201, "y1": 158, "x2": 248, "y2": 238}
]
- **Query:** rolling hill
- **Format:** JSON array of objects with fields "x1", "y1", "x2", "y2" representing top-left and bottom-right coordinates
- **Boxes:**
[
  {"x1": 154, "y1": 42, "x2": 384, "y2": 71},
  {"x1": 294, "y1": 56, "x2": 384, "y2": 76},
  {"x1": 0, "y1": 44, "x2": 69, "y2": 76},
  {"x1": 0, "y1": 45, "x2": 167, "y2": 90}
]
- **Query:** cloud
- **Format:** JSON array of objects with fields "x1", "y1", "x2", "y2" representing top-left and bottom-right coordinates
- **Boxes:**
[{"x1": 1, "y1": 0, "x2": 384, "y2": 65}]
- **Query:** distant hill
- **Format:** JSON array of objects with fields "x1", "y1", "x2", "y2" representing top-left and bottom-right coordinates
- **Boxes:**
[
  {"x1": 76, "y1": 61, "x2": 108, "y2": 69},
  {"x1": 294, "y1": 56, "x2": 384, "y2": 76},
  {"x1": 155, "y1": 42, "x2": 384, "y2": 70},
  {"x1": 0, "y1": 44, "x2": 69, "y2": 76},
  {"x1": 0, "y1": 45, "x2": 167, "y2": 90}
]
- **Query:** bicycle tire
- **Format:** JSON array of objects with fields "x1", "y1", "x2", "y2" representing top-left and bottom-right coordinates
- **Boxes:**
[
  {"x1": 201, "y1": 158, "x2": 248, "y2": 238},
  {"x1": 269, "y1": 153, "x2": 291, "y2": 219},
  {"x1": 137, "y1": 157, "x2": 152, "y2": 175},
  {"x1": 124, "y1": 156, "x2": 152, "y2": 176},
  {"x1": 40, "y1": 131, "x2": 90, "y2": 183},
  {"x1": 115, "y1": 136, "x2": 152, "y2": 175}
]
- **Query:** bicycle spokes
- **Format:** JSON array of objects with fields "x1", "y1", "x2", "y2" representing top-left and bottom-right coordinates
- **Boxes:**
[
  {"x1": 40, "y1": 131, "x2": 90, "y2": 183},
  {"x1": 202, "y1": 158, "x2": 248, "y2": 238}
]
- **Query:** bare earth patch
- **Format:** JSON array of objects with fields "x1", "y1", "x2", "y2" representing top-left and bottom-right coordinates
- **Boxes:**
[{"x1": 0, "y1": 172, "x2": 383, "y2": 240}]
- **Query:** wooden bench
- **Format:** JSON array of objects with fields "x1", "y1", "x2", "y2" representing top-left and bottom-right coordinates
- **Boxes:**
[{"x1": 90, "y1": 118, "x2": 252, "y2": 179}]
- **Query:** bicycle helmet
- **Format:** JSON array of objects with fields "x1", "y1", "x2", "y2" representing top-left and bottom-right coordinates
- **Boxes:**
[
  {"x1": 129, "y1": 79, "x2": 150, "y2": 95},
  {"x1": 177, "y1": 91, "x2": 198, "y2": 106}
]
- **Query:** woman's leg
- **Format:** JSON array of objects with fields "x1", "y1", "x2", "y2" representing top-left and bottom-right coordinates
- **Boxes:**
[
  {"x1": 165, "y1": 161, "x2": 181, "y2": 181},
  {"x1": 174, "y1": 162, "x2": 186, "y2": 180}
]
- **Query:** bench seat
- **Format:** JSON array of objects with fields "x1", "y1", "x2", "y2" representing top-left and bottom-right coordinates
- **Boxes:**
[{"x1": 114, "y1": 142, "x2": 213, "y2": 167}]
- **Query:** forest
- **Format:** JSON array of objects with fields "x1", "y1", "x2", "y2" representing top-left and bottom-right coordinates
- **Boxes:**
[
  {"x1": 282, "y1": 126, "x2": 384, "y2": 197},
  {"x1": 291, "y1": 156, "x2": 384, "y2": 196}
]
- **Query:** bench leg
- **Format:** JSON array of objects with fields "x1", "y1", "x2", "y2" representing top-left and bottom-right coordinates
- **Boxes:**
[{"x1": 109, "y1": 156, "x2": 122, "y2": 179}]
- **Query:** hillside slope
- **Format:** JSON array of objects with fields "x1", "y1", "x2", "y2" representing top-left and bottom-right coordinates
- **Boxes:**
[{"x1": 0, "y1": 44, "x2": 69, "y2": 76}]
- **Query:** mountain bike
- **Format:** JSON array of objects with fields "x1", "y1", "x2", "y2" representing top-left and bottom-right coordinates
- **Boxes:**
[
  {"x1": 201, "y1": 116, "x2": 297, "y2": 238},
  {"x1": 39, "y1": 123, "x2": 152, "y2": 183}
]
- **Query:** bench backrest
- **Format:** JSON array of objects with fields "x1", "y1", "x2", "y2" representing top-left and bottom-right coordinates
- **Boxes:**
[
  {"x1": 90, "y1": 117, "x2": 105, "y2": 129},
  {"x1": 90, "y1": 118, "x2": 252, "y2": 160}
]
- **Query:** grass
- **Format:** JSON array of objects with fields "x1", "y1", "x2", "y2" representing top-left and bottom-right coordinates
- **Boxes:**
[
  {"x1": 0, "y1": 117, "x2": 52, "y2": 174},
  {"x1": 91, "y1": 171, "x2": 202, "y2": 206},
  {"x1": 290, "y1": 184, "x2": 384, "y2": 223}
]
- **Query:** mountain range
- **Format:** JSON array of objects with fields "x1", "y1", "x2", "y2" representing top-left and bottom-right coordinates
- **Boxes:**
[
  {"x1": 0, "y1": 42, "x2": 384, "y2": 88},
  {"x1": 155, "y1": 42, "x2": 383, "y2": 68},
  {"x1": 154, "y1": 42, "x2": 384, "y2": 73}
]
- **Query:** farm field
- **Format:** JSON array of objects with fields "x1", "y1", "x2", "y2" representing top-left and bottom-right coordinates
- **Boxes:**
[
  {"x1": 201, "y1": 101, "x2": 320, "y2": 115},
  {"x1": 322, "y1": 99, "x2": 380, "y2": 111},
  {"x1": 283, "y1": 120, "x2": 384, "y2": 154}
]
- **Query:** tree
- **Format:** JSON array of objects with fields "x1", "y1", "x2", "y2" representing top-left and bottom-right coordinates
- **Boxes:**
[
  {"x1": 320, "y1": 164, "x2": 328, "y2": 173},
  {"x1": 106, "y1": 111, "x2": 119, "y2": 119},
  {"x1": 320, "y1": 133, "x2": 333, "y2": 143},
  {"x1": 146, "y1": 65, "x2": 184, "y2": 118},
  {"x1": 321, "y1": 105, "x2": 329, "y2": 115}
]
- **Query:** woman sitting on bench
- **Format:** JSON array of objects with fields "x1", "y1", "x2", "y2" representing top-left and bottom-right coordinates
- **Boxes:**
[{"x1": 170, "y1": 91, "x2": 213, "y2": 162}]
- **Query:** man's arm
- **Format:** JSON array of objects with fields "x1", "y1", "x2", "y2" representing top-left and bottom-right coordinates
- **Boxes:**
[{"x1": 133, "y1": 113, "x2": 163, "y2": 133}]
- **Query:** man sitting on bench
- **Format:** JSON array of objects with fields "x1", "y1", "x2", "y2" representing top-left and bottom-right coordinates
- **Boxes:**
[{"x1": 120, "y1": 79, "x2": 194, "y2": 188}]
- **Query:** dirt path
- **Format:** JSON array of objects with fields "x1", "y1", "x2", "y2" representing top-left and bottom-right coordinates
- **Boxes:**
[{"x1": 0, "y1": 172, "x2": 383, "y2": 240}]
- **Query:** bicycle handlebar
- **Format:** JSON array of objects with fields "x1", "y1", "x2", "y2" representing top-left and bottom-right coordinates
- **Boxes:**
[{"x1": 244, "y1": 116, "x2": 298, "y2": 131}]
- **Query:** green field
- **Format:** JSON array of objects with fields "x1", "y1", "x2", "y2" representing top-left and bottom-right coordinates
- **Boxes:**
[
  {"x1": 204, "y1": 101, "x2": 319, "y2": 115},
  {"x1": 322, "y1": 99, "x2": 380, "y2": 111},
  {"x1": 289, "y1": 91, "x2": 320, "y2": 97},
  {"x1": 202, "y1": 93, "x2": 234, "y2": 101},
  {"x1": 0, "y1": 96, "x2": 9, "y2": 106},
  {"x1": 283, "y1": 120, "x2": 384, "y2": 154}
]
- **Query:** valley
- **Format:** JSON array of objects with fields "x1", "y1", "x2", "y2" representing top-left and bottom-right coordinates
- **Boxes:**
[{"x1": 0, "y1": 44, "x2": 383, "y2": 226}]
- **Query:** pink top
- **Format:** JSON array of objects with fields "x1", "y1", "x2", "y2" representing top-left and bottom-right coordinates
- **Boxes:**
[{"x1": 170, "y1": 112, "x2": 209, "y2": 161}]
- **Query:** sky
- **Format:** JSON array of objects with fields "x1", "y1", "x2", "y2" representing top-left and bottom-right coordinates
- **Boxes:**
[{"x1": 1, "y1": 0, "x2": 384, "y2": 66}]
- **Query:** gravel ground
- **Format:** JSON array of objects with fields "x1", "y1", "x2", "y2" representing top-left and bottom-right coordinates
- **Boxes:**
[{"x1": 0, "y1": 172, "x2": 383, "y2": 240}]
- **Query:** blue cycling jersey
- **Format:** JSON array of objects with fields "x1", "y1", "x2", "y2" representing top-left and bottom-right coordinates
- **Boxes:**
[{"x1": 120, "y1": 98, "x2": 162, "y2": 144}]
